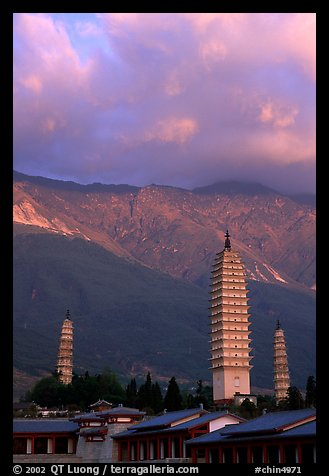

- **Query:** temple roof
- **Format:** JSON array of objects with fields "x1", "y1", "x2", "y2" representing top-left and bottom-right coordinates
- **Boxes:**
[
  {"x1": 13, "y1": 419, "x2": 79, "y2": 434},
  {"x1": 186, "y1": 420, "x2": 316, "y2": 446},
  {"x1": 89, "y1": 399, "x2": 112, "y2": 408},
  {"x1": 185, "y1": 409, "x2": 316, "y2": 446},
  {"x1": 112, "y1": 410, "x2": 243, "y2": 439},
  {"x1": 128, "y1": 408, "x2": 205, "y2": 432}
]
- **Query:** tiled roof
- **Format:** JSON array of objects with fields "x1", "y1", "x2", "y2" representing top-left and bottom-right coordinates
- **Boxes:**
[
  {"x1": 97, "y1": 407, "x2": 145, "y2": 416},
  {"x1": 220, "y1": 408, "x2": 316, "y2": 436},
  {"x1": 186, "y1": 410, "x2": 316, "y2": 446},
  {"x1": 111, "y1": 429, "x2": 134, "y2": 439},
  {"x1": 13, "y1": 419, "x2": 79, "y2": 434},
  {"x1": 80, "y1": 427, "x2": 108, "y2": 437},
  {"x1": 112, "y1": 412, "x2": 241, "y2": 439},
  {"x1": 187, "y1": 420, "x2": 316, "y2": 446},
  {"x1": 128, "y1": 408, "x2": 205, "y2": 431},
  {"x1": 276, "y1": 420, "x2": 316, "y2": 438},
  {"x1": 185, "y1": 429, "x2": 227, "y2": 445},
  {"x1": 163, "y1": 411, "x2": 243, "y2": 433},
  {"x1": 70, "y1": 407, "x2": 145, "y2": 422},
  {"x1": 69, "y1": 413, "x2": 104, "y2": 422},
  {"x1": 89, "y1": 399, "x2": 112, "y2": 407}
]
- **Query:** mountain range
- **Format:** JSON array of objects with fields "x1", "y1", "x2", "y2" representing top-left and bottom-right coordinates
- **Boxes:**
[{"x1": 13, "y1": 171, "x2": 316, "y2": 400}]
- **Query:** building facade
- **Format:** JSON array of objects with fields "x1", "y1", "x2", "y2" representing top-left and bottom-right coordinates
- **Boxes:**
[
  {"x1": 112, "y1": 408, "x2": 245, "y2": 462},
  {"x1": 13, "y1": 419, "x2": 80, "y2": 463},
  {"x1": 209, "y1": 230, "x2": 253, "y2": 404},
  {"x1": 71, "y1": 406, "x2": 146, "y2": 462},
  {"x1": 186, "y1": 408, "x2": 316, "y2": 464}
]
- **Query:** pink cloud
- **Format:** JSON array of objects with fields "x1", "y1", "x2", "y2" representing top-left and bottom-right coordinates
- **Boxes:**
[
  {"x1": 20, "y1": 74, "x2": 43, "y2": 93},
  {"x1": 13, "y1": 13, "x2": 316, "y2": 193},
  {"x1": 144, "y1": 117, "x2": 199, "y2": 144},
  {"x1": 258, "y1": 100, "x2": 299, "y2": 128}
]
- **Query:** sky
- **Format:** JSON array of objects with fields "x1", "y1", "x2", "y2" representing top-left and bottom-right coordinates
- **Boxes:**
[{"x1": 13, "y1": 13, "x2": 316, "y2": 194}]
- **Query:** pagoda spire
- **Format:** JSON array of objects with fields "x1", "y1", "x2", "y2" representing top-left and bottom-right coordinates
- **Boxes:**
[{"x1": 224, "y1": 229, "x2": 231, "y2": 250}]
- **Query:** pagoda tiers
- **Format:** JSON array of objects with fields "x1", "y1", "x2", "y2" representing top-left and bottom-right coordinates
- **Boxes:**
[
  {"x1": 273, "y1": 321, "x2": 291, "y2": 404},
  {"x1": 56, "y1": 310, "x2": 74, "y2": 385},
  {"x1": 209, "y1": 231, "x2": 253, "y2": 404}
]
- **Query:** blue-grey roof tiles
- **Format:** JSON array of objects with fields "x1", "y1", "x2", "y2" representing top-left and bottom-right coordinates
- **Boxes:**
[
  {"x1": 220, "y1": 408, "x2": 316, "y2": 436},
  {"x1": 186, "y1": 410, "x2": 316, "y2": 446},
  {"x1": 96, "y1": 407, "x2": 145, "y2": 416},
  {"x1": 112, "y1": 411, "x2": 243, "y2": 439},
  {"x1": 128, "y1": 408, "x2": 205, "y2": 431},
  {"x1": 13, "y1": 419, "x2": 79, "y2": 434},
  {"x1": 163, "y1": 411, "x2": 243, "y2": 433}
]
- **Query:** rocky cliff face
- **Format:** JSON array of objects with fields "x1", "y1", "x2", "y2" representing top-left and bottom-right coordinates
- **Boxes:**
[{"x1": 13, "y1": 172, "x2": 316, "y2": 291}]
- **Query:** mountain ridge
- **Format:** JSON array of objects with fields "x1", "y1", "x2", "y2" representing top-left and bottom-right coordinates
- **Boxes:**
[
  {"x1": 13, "y1": 170, "x2": 316, "y2": 291},
  {"x1": 14, "y1": 170, "x2": 316, "y2": 204}
]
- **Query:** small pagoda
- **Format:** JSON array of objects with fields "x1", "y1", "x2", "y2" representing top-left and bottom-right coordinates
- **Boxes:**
[
  {"x1": 273, "y1": 320, "x2": 291, "y2": 404},
  {"x1": 56, "y1": 309, "x2": 74, "y2": 385}
]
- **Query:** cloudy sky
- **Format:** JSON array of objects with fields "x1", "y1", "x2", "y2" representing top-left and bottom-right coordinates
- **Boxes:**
[{"x1": 13, "y1": 13, "x2": 316, "y2": 194}]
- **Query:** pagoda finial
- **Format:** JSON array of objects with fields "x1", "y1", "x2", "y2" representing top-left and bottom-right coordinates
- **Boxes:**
[
  {"x1": 224, "y1": 229, "x2": 231, "y2": 250},
  {"x1": 276, "y1": 319, "x2": 280, "y2": 330},
  {"x1": 66, "y1": 309, "x2": 71, "y2": 320}
]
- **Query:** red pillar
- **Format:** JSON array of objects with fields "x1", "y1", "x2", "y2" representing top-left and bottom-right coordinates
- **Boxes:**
[
  {"x1": 118, "y1": 442, "x2": 122, "y2": 462},
  {"x1": 219, "y1": 447, "x2": 223, "y2": 463},
  {"x1": 279, "y1": 444, "x2": 285, "y2": 463},
  {"x1": 232, "y1": 447, "x2": 237, "y2": 463},
  {"x1": 137, "y1": 440, "x2": 140, "y2": 462},
  {"x1": 179, "y1": 436, "x2": 183, "y2": 458},
  {"x1": 247, "y1": 446, "x2": 252, "y2": 463},
  {"x1": 157, "y1": 438, "x2": 161, "y2": 460},
  {"x1": 168, "y1": 437, "x2": 172, "y2": 458},
  {"x1": 297, "y1": 444, "x2": 303, "y2": 464},
  {"x1": 31, "y1": 437, "x2": 35, "y2": 455},
  {"x1": 205, "y1": 448, "x2": 210, "y2": 463},
  {"x1": 146, "y1": 438, "x2": 150, "y2": 461},
  {"x1": 127, "y1": 440, "x2": 131, "y2": 462},
  {"x1": 263, "y1": 445, "x2": 268, "y2": 464}
]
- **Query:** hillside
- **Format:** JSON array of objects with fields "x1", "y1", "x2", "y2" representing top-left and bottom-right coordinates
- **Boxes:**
[
  {"x1": 13, "y1": 229, "x2": 316, "y2": 399},
  {"x1": 13, "y1": 172, "x2": 316, "y2": 399}
]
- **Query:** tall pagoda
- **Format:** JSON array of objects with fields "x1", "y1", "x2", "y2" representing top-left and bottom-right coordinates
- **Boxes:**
[
  {"x1": 56, "y1": 310, "x2": 73, "y2": 385},
  {"x1": 273, "y1": 320, "x2": 290, "y2": 404},
  {"x1": 209, "y1": 230, "x2": 254, "y2": 404}
]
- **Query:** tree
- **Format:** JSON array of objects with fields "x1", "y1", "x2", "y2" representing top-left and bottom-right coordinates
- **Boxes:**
[
  {"x1": 239, "y1": 398, "x2": 257, "y2": 419},
  {"x1": 194, "y1": 379, "x2": 212, "y2": 409},
  {"x1": 152, "y1": 382, "x2": 164, "y2": 414},
  {"x1": 305, "y1": 376, "x2": 316, "y2": 408},
  {"x1": 182, "y1": 392, "x2": 195, "y2": 409},
  {"x1": 96, "y1": 370, "x2": 126, "y2": 403},
  {"x1": 137, "y1": 372, "x2": 153, "y2": 410},
  {"x1": 285, "y1": 386, "x2": 305, "y2": 410},
  {"x1": 126, "y1": 378, "x2": 138, "y2": 407},
  {"x1": 164, "y1": 377, "x2": 182, "y2": 411},
  {"x1": 256, "y1": 394, "x2": 276, "y2": 413},
  {"x1": 29, "y1": 376, "x2": 64, "y2": 408}
]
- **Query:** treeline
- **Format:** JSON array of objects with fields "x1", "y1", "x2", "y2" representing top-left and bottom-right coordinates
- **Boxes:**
[
  {"x1": 22, "y1": 371, "x2": 212, "y2": 414},
  {"x1": 21, "y1": 370, "x2": 316, "y2": 418}
]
